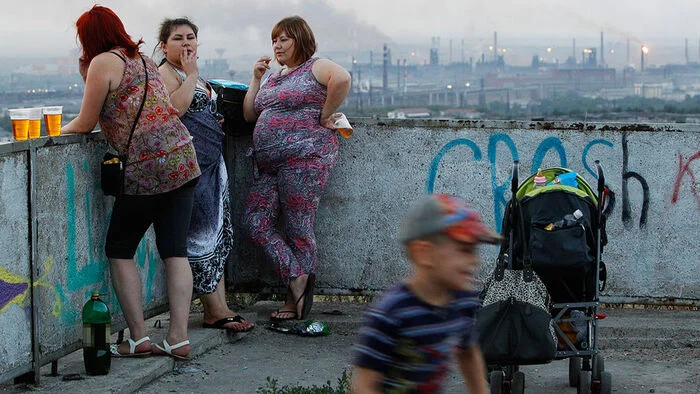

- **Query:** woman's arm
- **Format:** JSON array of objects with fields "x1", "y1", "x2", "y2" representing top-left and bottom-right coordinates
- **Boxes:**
[
  {"x1": 62, "y1": 53, "x2": 124, "y2": 134},
  {"x1": 160, "y1": 48, "x2": 199, "y2": 116},
  {"x1": 243, "y1": 56, "x2": 271, "y2": 123},
  {"x1": 312, "y1": 58, "x2": 351, "y2": 129}
]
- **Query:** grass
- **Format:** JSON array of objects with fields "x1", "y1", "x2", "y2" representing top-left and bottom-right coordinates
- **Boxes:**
[{"x1": 256, "y1": 370, "x2": 351, "y2": 394}]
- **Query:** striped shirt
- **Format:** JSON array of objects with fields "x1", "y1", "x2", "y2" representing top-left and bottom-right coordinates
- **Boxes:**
[{"x1": 353, "y1": 283, "x2": 481, "y2": 393}]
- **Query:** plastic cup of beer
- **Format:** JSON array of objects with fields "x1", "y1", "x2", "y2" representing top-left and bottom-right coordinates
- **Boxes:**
[
  {"x1": 27, "y1": 108, "x2": 42, "y2": 138},
  {"x1": 333, "y1": 113, "x2": 353, "y2": 138},
  {"x1": 8, "y1": 109, "x2": 30, "y2": 141},
  {"x1": 43, "y1": 106, "x2": 63, "y2": 137}
]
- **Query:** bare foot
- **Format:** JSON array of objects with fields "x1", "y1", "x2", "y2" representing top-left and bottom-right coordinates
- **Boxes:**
[
  {"x1": 152, "y1": 337, "x2": 190, "y2": 359},
  {"x1": 116, "y1": 338, "x2": 151, "y2": 355},
  {"x1": 204, "y1": 312, "x2": 255, "y2": 331},
  {"x1": 270, "y1": 301, "x2": 298, "y2": 320},
  {"x1": 270, "y1": 275, "x2": 308, "y2": 320}
]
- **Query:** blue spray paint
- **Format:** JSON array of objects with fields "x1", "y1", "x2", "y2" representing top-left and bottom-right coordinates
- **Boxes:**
[
  {"x1": 582, "y1": 139, "x2": 614, "y2": 179},
  {"x1": 488, "y1": 134, "x2": 519, "y2": 232},
  {"x1": 531, "y1": 137, "x2": 567, "y2": 173},
  {"x1": 426, "y1": 138, "x2": 482, "y2": 193}
]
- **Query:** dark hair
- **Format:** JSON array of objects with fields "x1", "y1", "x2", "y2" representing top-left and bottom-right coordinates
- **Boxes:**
[
  {"x1": 154, "y1": 17, "x2": 199, "y2": 65},
  {"x1": 271, "y1": 16, "x2": 316, "y2": 65},
  {"x1": 158, "y1": 17, "x2": 199, "y2": 44},
  {"x1": 75, "y1": 5, "x2": 143, "y2": 69}
]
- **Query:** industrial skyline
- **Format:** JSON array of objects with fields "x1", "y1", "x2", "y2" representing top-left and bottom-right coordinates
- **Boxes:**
[{"x1": 1, "y1": 0, "x2": 698, "y2": 63}]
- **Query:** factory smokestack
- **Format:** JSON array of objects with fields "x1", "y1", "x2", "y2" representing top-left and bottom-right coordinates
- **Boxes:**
[
  {"x1": 573, "y1": 38, "x2": 576, "y2": 65},
  {"x1": 686, "y1": 38, "x2": 689, "y2": 64},
  {"x1": 626, "y1": 38, "x2": 630, "y2": 66},
  {"x1": 494, "y1": 32, "x2": 498, "y2": 62},
  {"x1": 449, "y1": 39, "x2": 453, "y2": 64},
  {"x1": 600, "y1": 32, "x2": 604, "y2": 67},
  {"x1": 382, "y1": 43, "x2": 389, "y2": 95}
]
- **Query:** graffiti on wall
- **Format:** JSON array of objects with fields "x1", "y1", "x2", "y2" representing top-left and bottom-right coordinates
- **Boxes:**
[
  {"x1": 0, "y1": 257, "x2": 61, "y2": 317},
  {"x1": 0, "y1": 159, "x2": 160, "y2": 326},
  {"x1": 426, "y1": 133, "x2": 617, "y2": 231},
  {"x1": 672, "y1": 151, "x2": 700, "y2": 208},
  {"x1": 621, "y1": 131, "x2": 650, "y2": 229},
  {"x1": 58, "y1": 160, "x2": 161, "y2": 323},
  {"x1": 424, "y1": 132, "x2": 696, "y2": 231}
]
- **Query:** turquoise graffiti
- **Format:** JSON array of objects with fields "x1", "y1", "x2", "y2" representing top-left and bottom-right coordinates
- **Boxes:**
[
  {"x1": 426, "y1": 134, "x2": 614, "y2": 231},
  {"x1": 61, "y1": 160, "x2": 160, "y2": 323},
  {"x1": 426, "y1": 138, "x2": 482, "y2": 192}
]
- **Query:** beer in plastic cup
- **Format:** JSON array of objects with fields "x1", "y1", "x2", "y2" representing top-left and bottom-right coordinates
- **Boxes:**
[
  {"x1": 332, "y1": 112, "x2": 353, "y2": 138},
  {"x1": 27, "y1": 108, "x2": 42, "y2": 138},
  {"x1": 9, "y1": 109, "x2": 30, "y2": 141},
  {"x1": 43, "y1": 106, "x2": 63, "y2": 137}
]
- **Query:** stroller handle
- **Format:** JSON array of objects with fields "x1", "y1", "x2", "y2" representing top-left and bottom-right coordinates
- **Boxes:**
[
  {"x1": 595, "y1": 160, "x2": 605, "y2": 195},
  {"x1": 511, "y1": 160, "x2": 520, "y2": 196}
]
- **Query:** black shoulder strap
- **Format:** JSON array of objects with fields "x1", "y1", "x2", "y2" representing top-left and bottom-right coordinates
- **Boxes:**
[
  {"x1": 119, "y1": 54, "x2": 149, "y2": 191},
  {"x1": 110, "y1": 51, "x2": 127, "y2": 63}
]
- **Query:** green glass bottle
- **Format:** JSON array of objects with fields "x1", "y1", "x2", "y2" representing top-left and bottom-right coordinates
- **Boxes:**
[{"x1": 82, "y1": 291, "x2": 111, "y2": 375}]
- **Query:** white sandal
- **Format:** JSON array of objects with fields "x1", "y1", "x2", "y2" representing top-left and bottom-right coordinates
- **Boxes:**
[
  {"x1": 153, "y1": 338, "x2": 190, "y2": 360},
  {"x1": 109, "y1": 336, "x2": 151, "y2": 357}
]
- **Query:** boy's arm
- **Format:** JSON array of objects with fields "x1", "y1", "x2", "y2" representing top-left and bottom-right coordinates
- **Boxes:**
[
  {"x1": 455, "y1": 344, "x2": 488, "y2": 394},
  {"x1": 351, "y1": 366, "x2": 383, "y2": 394}
]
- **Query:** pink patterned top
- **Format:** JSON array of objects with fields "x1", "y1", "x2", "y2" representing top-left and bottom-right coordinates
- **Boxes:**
[
  {"x1": 252, "y1": 57, "x2": 338, "y2": 171},
  {"x1": 99, "y1": 50, "x2": 200, "y2": 195}
]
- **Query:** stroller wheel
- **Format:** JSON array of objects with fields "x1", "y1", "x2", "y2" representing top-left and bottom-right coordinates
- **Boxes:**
[
  {"x1": 511, "y1": 371, "x2": 525, "y2": 394},
  {"x1": 593, "y1": 353, "x2": 605, "y2": 380},
  {"x1": 489, "y1": 370, "x2": 504, "y2": 394},
  {"x1": 569, "y1": 357, "x2": 582, "y2": 387},
  {"x1": 599, "y1": 371, "x2": 612, "y2": 394},
  {"x1": 577, "y1": 370, "x2": 592, "y2": 394}
]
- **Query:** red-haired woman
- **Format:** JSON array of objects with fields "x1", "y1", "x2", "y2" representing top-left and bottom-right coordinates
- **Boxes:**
[{"x1": 63, "y1": 5, "x2": 200, "y2": 360}]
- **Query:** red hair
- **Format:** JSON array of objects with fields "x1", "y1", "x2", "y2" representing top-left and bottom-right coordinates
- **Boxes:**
[{"x1": 75, "y1": 5, "x2": 143, "y2": 68}]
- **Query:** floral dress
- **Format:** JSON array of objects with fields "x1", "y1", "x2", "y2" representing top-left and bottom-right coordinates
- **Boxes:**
[{"x1": 243, "y1": 57, "x2": 339, "y2": 283}]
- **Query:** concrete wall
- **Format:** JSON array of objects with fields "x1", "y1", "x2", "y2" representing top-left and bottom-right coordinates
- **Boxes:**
[
  {"x1": 0, "y1": 152, "x2": 31, "y2": 379},
  {"x1": 226, "y1": 119, "x2": 700, "y2": 304},
  {"x1": 1, "y1": 119, "x2": 698, "y2": 381},
  {"x1": 0, "y1": 135, "x2": 167, "y2": 382}
]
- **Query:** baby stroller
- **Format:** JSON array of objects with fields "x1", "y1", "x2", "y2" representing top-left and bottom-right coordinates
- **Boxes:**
[{"x1": 481, "y1": 161, "x2": 613, "y2": 394}]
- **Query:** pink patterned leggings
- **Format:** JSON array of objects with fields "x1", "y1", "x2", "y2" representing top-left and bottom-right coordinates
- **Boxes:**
[{"x1": 243, "y1": 157, "x2": 335, "y2": 284}]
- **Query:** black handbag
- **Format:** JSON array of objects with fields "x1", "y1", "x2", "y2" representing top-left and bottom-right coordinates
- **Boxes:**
[
  {"x1": 476, "y1": 261, "x2": 557, "y2": 365},
  {"x1": 476, "y1": 196, "x2": 557, "y2": 365},
  {"x1": 101, "y1": 54, "x2": 148, "y2": 196}
]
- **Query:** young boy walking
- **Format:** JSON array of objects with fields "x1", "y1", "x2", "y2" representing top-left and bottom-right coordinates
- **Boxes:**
[{"x1": 352, "y1": 193, "x2": 499, "y2": 393}]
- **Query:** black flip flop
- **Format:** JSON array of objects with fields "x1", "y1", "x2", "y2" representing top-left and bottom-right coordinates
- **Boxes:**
[
  {"x1": 299, "y1": 273, "x2": 316, "y2": 320},
  {"x1": 203, "y1": 315, "x2": 254, "y2": 332}
]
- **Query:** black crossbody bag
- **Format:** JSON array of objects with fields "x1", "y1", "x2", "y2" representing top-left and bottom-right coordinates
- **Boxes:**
[{"x1": 101, "y1": 54, "x2": 148, "y2": 196}]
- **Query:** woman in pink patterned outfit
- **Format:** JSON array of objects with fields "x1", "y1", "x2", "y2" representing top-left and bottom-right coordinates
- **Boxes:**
[
  {"x1": 242, "y1": 15, "x2": 351, "y2": 321},
  {"x1": 63, "y1": 5, "x2": 199, "y2": 360}
]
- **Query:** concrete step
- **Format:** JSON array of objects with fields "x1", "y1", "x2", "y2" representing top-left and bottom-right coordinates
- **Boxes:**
[{"x1": 598, "y1": 336, "x2": 700, "y2": 350}]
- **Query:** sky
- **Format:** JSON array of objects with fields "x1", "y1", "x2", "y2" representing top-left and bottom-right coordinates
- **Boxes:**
[{"x1": 2, "y1": 0, "x2": 698, "y2": 64}]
